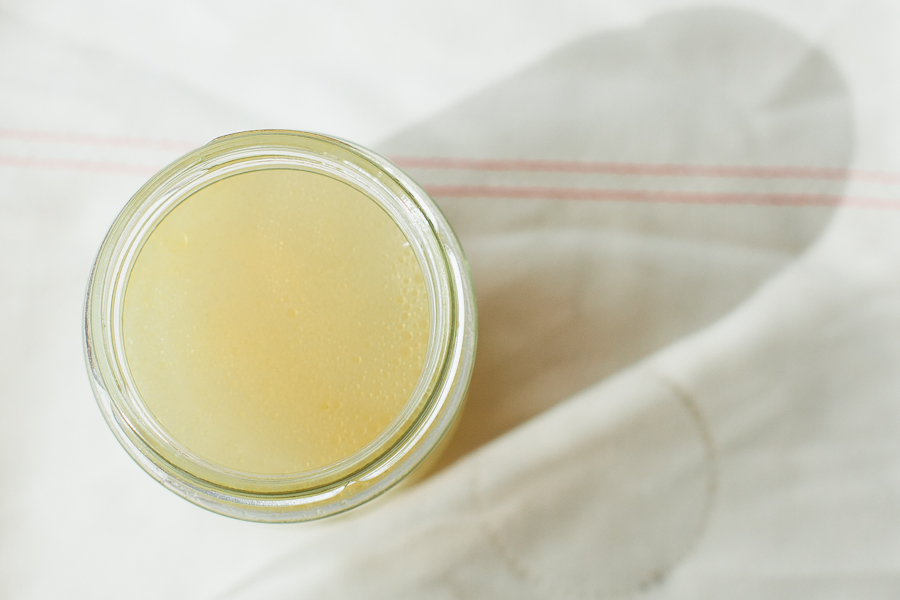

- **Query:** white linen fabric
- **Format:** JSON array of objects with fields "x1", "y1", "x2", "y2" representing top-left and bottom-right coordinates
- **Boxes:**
[{"x1": 1, "y1": 1, "x2": 899, "y2": 598}]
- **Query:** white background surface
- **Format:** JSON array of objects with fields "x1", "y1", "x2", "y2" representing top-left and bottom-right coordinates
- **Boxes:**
[{"x1": 2, "y1": 1, "x2": 900, "y2": 598}]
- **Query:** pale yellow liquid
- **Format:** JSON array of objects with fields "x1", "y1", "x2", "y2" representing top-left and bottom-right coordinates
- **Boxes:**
[{"x1": 122, "y1": 169, "x2": 430, "y2": 475}]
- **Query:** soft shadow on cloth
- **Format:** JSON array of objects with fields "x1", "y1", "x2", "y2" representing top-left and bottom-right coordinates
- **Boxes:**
[{"x1": 221, "y1": 7, "x2": 851, "y2": 599}]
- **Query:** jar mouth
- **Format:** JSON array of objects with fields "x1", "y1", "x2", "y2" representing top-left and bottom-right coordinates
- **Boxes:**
[{"x1": 84, "y1": 130, "x2": 477, "y2": 521}]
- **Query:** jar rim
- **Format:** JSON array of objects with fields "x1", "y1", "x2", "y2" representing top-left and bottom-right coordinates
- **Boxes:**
[{"x1": 83, "y1": 130, "x2": 477, "y2": 522}]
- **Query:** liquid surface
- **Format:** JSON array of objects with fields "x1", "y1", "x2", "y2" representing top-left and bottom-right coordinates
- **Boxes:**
[{"x1": 123, "y1": 168, "x2": 430, "y2": 474}]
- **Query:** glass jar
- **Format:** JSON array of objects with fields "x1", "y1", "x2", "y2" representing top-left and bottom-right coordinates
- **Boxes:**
[{"x1": 83, "y1": 130, "x2": 477, "y2": 522}]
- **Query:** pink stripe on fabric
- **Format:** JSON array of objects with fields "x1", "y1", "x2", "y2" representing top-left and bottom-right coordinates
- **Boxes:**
[
  {"x1": 1, "y1": 156, "x2": 896, "y2": 209},
  {"x1": 0, "y1": 128, "x2": 197, "y2": 151},
  {"x1": 394, "y1": 156, "x2": 900, "y2": 184},
  {"x1": 423, "y1": 184, "x2": 898, "y2": 210},
  {"x1": 0, "y1": 127, "x2": 897, "y2": 209},
  {"x1": 0, "y1": 155, "x2": 157, "y2": 174},
  {"x1": 0, "y1": 127, "x2": 895, "y2": 183}
]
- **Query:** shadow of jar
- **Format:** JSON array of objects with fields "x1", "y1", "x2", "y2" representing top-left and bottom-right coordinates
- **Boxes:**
[
  {"x1": 379, "y1": 7, "x2": 852, "y2": 472},
  {"x1": 371, "y1": 6, "x2": 853, "y2": 596},
  {"x1": 224, "y1": 7, "x2": 853, "y2": 600}
]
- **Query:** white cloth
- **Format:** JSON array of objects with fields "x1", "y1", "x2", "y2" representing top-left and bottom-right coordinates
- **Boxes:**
[{"x1": 2, "y1": 1, "x2": 900, "y2": 598}]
